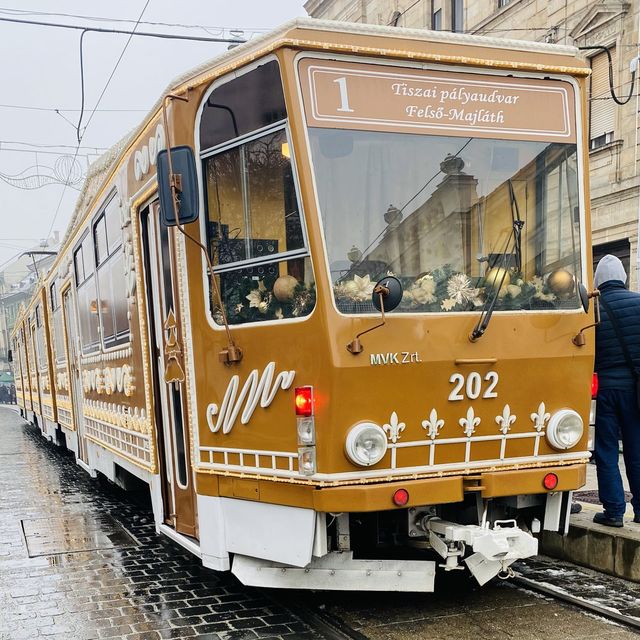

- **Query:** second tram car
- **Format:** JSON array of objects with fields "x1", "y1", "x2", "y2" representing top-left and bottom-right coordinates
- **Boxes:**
[{"x1": 11, "y1": 19, "x2": 596, "y2": 591}]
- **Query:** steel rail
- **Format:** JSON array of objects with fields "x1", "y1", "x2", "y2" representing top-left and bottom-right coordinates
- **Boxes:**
[
  {"x1": 512, "y1": 573, "x2": 640, "y2": 632},
  {"x1": 262, "y1": 590, "x2": 368, "y2": 640}
]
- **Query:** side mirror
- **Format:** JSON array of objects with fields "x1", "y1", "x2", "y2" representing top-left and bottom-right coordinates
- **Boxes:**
[
  {"x1": 371, "y1": 276, "x2": 403, "y2": 312},
  {"x1": 578, "y1": 282, "x2": 589, "y2": 313},
  {"x1": 7, "y1": 349, "x2": 12, "y2": 363},
  {"x1": 347, "y1": 276, "x2": 403, "y2": 354},
  {"x1": 157, "y1": 146, "x2": 199, "y2": 226},
  {"x1": 572, "y1": 287, "x2": 601, "y2": 347}
]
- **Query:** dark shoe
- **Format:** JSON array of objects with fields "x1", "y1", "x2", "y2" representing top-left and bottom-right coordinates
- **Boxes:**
[
  {"x1": 593, "y1": 512, "x2": 624, "y2": 528},
  {"x1": 634, "y1": 514, "x2": 640, "y2": 524},
  {"x1": 570, "y1": 502, "x2": 582, "y2": 514}
]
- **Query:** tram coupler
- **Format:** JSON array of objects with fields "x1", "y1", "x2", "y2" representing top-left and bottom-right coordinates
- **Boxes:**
[{"x1": 424, "y1": 516, "x2": 538, "y2": 585}]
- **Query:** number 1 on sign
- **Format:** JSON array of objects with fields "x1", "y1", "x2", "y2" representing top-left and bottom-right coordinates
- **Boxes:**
[{"x1": 334, "y1": 77, "x2": 354, "y2": 113}]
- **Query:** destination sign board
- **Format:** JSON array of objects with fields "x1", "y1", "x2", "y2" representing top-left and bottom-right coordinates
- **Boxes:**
[{"x1": 299, "y1": 58, "x2": 576, "y2": 143}]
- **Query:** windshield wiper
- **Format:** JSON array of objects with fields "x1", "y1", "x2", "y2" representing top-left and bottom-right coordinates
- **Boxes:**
[
  {"x1": 470, "y1": 180, "x2": 524, "y2": 342},
  {"x1": 508, "y1": 179, "x2": 524, "y2": 272}
]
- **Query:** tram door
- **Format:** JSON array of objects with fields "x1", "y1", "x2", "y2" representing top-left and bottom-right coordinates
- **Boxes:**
[
  {"x1": 62, "y1": 287, "x2": 88, "y2": 464},
  {"x1": 141, "y1": 202, "x2": 197, "y2": 538}
]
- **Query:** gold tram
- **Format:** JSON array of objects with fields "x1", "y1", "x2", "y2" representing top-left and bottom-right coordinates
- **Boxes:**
[{"x1": 10, "y1": 19, "x2": 596, "y2": 591}]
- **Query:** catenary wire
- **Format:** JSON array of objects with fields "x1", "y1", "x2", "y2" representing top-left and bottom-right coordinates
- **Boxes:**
[
  {"x1": 0, "y1": 15, "x2": 247, "y2": 44},
  {"x1": 45, "y1": 0, "x2": 152, "y2": 240},
  {"x1": 0, "y1": 103, "x2": 147, "y2": 112},
  {"x1": 0, "y1": 6, "x2": 267, "y2": 34}
]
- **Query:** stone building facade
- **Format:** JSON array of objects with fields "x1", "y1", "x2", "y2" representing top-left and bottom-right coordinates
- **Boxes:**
[{"x1": 304, "y1": 0, "x2": 640, "y2": 289}]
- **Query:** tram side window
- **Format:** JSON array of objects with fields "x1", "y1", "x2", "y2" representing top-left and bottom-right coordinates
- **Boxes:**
[
  {"x1": 74, "y1": 234, "x2": 100, "y2": 354},
  {"x1": 35, "y1": 305, "x2": 47, "y2": 370},
  {"x1": 201, "y1": 61, "x2": 315, "y2": 325},
  {"x1": 50, "y1": 281, "x2": 66, "y2": 364},
  {"x1": 94, "y1": 198, "x2": 129, "y2": 347}
]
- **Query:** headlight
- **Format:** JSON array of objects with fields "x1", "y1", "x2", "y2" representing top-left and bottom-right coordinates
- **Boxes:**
[
  {"x1": 546, "y1": 409, "x2": 584, "y2": 450},
  {"x1": 345, "y1": 422, "x2": 388, "y2": 466}
]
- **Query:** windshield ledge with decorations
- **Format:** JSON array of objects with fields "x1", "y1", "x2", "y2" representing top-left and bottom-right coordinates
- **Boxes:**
[{"x1": 299, "y1": 57, "x2": 583, "y2": 315}]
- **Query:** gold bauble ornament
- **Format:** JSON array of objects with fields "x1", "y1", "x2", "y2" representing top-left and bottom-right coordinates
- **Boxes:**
[
  {"x1": 484, "y1": 267, "x2": 511, "y2": 292},
  {"x1": 273, "y1": 275, "x2": 299, "y2": 302},
  {"x1": 547, "y1": 268, "x2": 575, "y2": 298}
]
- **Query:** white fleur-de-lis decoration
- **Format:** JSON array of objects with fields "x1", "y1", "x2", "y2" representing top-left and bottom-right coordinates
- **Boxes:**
[
  {"x1": 459, "y1": 407, "x2": 480, "y2": 438},
  {"x1": 496, "y1": 404, "x2": 516, "y2": 435},
  {"x1": 422, "y1": 409, "x2": 445, "y2": 440},
  {"x1": 383, "y1": 411, "x2": 405, "y2": 443},
  {"x1": 530, "y1": 402, "x2": 550, "y2": 431}
]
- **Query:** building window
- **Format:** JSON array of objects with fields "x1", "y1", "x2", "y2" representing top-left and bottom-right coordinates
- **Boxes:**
[
  {"x1": 451, "y1": 0, "x2": 463, "y2": 32},
  {"x1": 589, "y1": 49, "x2": 615, "y2": 150},
  {"x1": 432, "y1": 8, "x2": 442, "y2": 30},
  {"x1": 498, "y1": 0, "x2": 511, "y2": 8}
]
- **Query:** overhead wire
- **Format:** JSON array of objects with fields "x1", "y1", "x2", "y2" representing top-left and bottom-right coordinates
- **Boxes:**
[
  {"x1": 0, "y1": 6, "x2": 267, "y2": 35},
  {"x1": 0, "y1": 103, "x2": 147, "y2": 112},
  {"x1": 0, "y1": 15, "x2": 247, "y2": 44},
  {"x1": 45, "y1": 0, "x2": 153, "y2": 240}
]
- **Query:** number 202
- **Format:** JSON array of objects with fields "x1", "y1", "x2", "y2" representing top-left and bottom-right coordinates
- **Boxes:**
[{"x1": 448, "y1": 371, "x2": 498, "y2": 401}]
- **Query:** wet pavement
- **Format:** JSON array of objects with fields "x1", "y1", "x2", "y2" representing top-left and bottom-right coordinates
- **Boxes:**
[
  {"x1": 2, "y1": 407, "x2": 640, "y2": 640},
  {"x1": 0, "y1": 408, "x2": 321, "y2": 640},
  {"x1": 306, "y1": 567, "x2": 640, "y2": 639}
]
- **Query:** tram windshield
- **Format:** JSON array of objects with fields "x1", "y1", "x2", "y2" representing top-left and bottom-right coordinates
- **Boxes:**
[{"x1": 309, "y1": 128, "x2": 582, "y2": 315}]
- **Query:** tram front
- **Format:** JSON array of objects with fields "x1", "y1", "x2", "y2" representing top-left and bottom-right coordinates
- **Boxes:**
[
  {"x1": 183, "y1": 24, "x2": 593, "y2": 591},
  {"x1": 278, "y1": 53, "x2": 592, "y2": 587}
]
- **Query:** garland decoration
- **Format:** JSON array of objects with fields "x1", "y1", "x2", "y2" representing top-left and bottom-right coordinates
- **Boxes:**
[
  {"x1": 334, "y1": 264, "x2": 562, "y2": 313},
  {"x1": 214, "y1": 274, "x2": 316, "y2": 325}
]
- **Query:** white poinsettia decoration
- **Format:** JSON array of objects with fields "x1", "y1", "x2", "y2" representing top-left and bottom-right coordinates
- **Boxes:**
[
  {"x1": 531, "y1": 275, "x2": 556, "y2": 302},
  {"x1": 335, "y1": 274, "x2": 375, "y2": 301},
  {"x1": 409, "y1": 274, "x2": 437, "y2": 305},
  {"x1": 351, "y1": 274, "x2": 375, "y2": 300},
  {"x1": 447, "y1": 273, "x2": 479, "y2": 305},
  {"x1": 246, "y1": 280, "x2": 267, "y2": 308},
  {"x1": 440, "y1": 297, "x2": 456, "y2": 311}
]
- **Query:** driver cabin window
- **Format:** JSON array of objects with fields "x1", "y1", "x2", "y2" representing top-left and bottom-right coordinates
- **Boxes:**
[{"x1": 200, "y1": 60, "x2": 315, "y2": 325}]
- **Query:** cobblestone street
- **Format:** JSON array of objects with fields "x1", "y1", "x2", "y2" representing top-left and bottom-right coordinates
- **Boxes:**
[{"x1": 0, "y1": 408, "x2": 321, "y2": 640}]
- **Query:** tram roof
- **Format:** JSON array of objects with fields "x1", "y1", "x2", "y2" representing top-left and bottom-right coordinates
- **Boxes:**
[{"x1": 59, "y1": 18, "x2": 587, "y2": 265}]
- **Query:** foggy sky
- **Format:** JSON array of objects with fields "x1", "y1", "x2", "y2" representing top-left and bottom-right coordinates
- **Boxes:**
[{"x1": 0, "y1": 0, "x2": 307, "y2": 273}]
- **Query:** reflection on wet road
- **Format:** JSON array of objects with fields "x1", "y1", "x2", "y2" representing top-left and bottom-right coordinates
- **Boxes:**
[
  {"x1": 0, "y1": 409, "x2": 320, "y2": 640},
  {"x1": 2, "y1": 407, "x2": 639, "y2": 640}
]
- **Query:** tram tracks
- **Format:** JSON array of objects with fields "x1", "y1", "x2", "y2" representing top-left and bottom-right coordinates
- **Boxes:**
[
  {"x1": 511, "y1": 558, "x2": 640, "y2": 634},
  {"x1": 266, "y1": 589, "x2": 368, "y2": 640},
  {"x1": 512, "y1": 573, "x2": 640, "y2": 632},
  {"x1": 267, "y1": 557, "x2": 640, "y2": 639}
]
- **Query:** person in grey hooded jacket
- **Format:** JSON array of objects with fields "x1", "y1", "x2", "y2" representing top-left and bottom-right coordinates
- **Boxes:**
[{"x1": 593, "y1": 254, "x2": 640, "y2": 527}]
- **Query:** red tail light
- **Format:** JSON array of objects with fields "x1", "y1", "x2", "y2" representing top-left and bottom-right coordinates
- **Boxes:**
[
  {"x1": 543, "y1": 473, "x2": 559, "y2": 490},
  {"x1": 392, "y1": 488, "x2": 410, "y2": 506},
  {"x1": 591, "y1": 373, "x2": 599, "y2": 399},
  {"x1": 294, "y1": 386, "x2": 313, "y2": 417}
]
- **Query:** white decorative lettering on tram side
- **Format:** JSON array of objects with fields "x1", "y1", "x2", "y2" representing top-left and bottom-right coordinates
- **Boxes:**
[{"x1": 206, "y1": 362, "x2": 296, "y2": 434}]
